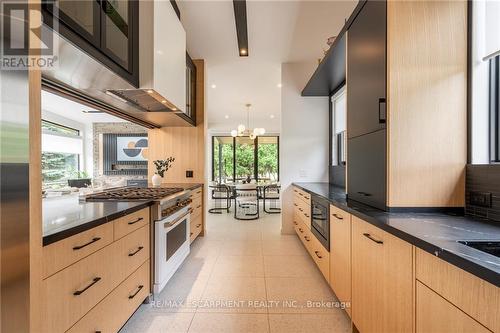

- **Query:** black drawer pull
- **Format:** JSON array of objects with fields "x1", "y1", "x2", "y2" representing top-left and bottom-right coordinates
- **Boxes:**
[
  {"x1": 190, "y1": 232, "x2": 193, "y2": 236},
  {"x1": 128, "y1": 217, "x2": 143, "y2": 225},
  {"x1": 196, "y1": 205, "x2": 202, "y2": 209},
  {"x1": 357, "y1": 191, "x2": 372, "y2": 197},
  {"x1": 73, "y1": 237, "x2": 101, "y2": 250},
  {"x1": 314, "y1": 251, "x2": 323, "y2": 259},
  {"x1": 128, "y1": 246, "x2": 144, "y2": 257},
  {"x1": 298, "y1": 228, "x2": 304, "y2": 233},
  {"x1": 363, "y1": 233, "x2": 383, "y2": 244},
  {"x1": 332, "y1": 213, "x2": 343, "y2": 220},
  {"x1": 378, "y1": 98, "x2": 386, "y2": 124},
  {"x1": 304, "y1": 236, "x2": 311, "y2": 242},
  {"x1": 196, "y1": 224, "x2": 202, "y2": 228},
  {"x1": 128, "y1": 285, "x2": 144, "y2": 299},
  {"x1": 74, "y1": 277, "x2": 101, "y2": 296},
  {"x1": 299, "y1": 208, "x2": 303, "y2": 212},
  {"x1": 293, "y1": 221, "x2": 298, "y2": 225},
  {"x1": 293, "y1": 203, "x2": 298, "y2": 207}
]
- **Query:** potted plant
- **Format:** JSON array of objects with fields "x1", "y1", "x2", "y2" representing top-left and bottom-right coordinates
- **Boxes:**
[
  {"x1": 152, "y1": 157, "x2": 175, "y2": 187},
  {"x1": 67, "y1": 170, "x2": 91, "y2": 188}
]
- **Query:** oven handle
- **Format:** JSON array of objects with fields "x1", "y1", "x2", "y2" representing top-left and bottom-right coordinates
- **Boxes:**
[{"x1": 163, "y1": 209, "x2": 192, "y2": 230}]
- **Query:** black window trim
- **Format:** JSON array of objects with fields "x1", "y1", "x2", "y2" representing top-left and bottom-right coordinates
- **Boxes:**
[
  {"x1": 211, "y1": 135, "x2": 280, "y2": 183},
  {"x1": 41, "y1": 119, "x2": 80, "y2": 136}
]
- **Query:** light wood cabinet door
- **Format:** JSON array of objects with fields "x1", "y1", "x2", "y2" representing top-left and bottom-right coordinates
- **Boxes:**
[
  {"x1": 351, "y1": 216, "x2": 413, "y2": 333},
  {"x1": 329, "y1": 206, "x2": 351, "y2": 316},
  {"x1": 416, "y1": 281, "x2": 490, "y2": 333}
]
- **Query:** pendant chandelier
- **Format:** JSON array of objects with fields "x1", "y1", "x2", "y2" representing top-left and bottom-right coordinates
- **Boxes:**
[{"x1": 231, "y1": 103, "x2": 266, "y2": 139}]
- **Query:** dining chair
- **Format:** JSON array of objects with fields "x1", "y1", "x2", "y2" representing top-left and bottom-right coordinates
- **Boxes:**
[
  {"x1": 208, "y1": 183, "x2": 232, "y2": 214},
  {"x1": 234, "y1": 183, "x2": 259, "y2": 220},
  {"x1": 262, "y1": 184, "x2": 281, "y2": 214}
]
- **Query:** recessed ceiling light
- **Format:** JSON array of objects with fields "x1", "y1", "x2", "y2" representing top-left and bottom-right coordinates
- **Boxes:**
[
  {"x1": 172, "y1": 107, "x2": 177, "y2": 111},
  {"x1": 146, "y1": 89, "x2": 154, "y2": 94},
  {"x1": 161, "y1": 100, "x2": 167, "y2": 104},
  {"x1": 277, "y1": 83, "x2": 282, "y2": 88},
  {"x1": 211, "y1": 84, "x2": 217, "y2": 89},
  {"x1": 240, "y1": 49, "x2": 247, "y2": 55},
  {"x1": 224, "y1": 115, "x2": 229, "y2": 119},
  {"x1": 270, "y1": 114, "x2": 275, "y2": 119}
]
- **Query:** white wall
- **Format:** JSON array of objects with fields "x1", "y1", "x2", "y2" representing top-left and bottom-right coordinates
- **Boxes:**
[{"x1": 280, "y1": 62, "x2": 329, "y2": 234}]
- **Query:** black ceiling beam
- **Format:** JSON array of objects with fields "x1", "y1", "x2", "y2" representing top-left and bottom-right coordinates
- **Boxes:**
[{"x1": 233, "y1": 0, "x2": 248, "y2": 57}]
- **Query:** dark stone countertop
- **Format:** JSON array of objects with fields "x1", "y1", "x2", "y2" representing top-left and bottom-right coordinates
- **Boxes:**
[
  {"x1": 293, "y1": 182, "x2": 500, "y2": 287},
  {"x1": 43, "y1": 183, "x2": 203, "y2": 246}
]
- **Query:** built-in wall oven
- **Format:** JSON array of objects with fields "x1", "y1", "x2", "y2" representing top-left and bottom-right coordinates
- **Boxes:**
[{"x1": 311, "y1": 194, "x2": 330, "y2": 251}]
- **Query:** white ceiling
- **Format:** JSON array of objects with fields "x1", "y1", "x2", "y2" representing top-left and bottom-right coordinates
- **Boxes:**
[
  {"x1": 41, "y1": 90, "x2": 128, "y2": 125},
  {"x1": 178, "y1": 0, "x2": 357, "y2": 132}
]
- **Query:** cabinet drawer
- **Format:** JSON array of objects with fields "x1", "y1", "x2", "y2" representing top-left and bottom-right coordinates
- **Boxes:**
[
  {"x1": 416, "y1": 248, "x2": 499, "y2": 332},
  {"x1": 190, "y1": 215, "x2": 202, "y2": 243},
  {"x1": 329, "y1": 205, "x2": 351, "y2": 315},
  {"x1": 114, "y1": 224, "x2": 150, "y2": 283},
  {"x1": 293, "y1": 186, "x2": 311, "y2": 205},
  {"x1": 191, "y1": 187, "x2": 202, "y2": 200},
  {"x1": 293, "y1": 196, "x2": 311, "y2": 227},
  {"x1": 42, "y1": 242, "x2": 117, "y2": 333},
  {"x1": 43, "y1": 222, "x2": 113, "y2": 279},
  {"x1": 113, "y1": 207, "x2": 149, "y2": 241},
  {"x1": 67, "y1": 260, "x2": 150, "y2": 333},
  {"x1": 330, "y1": 205, "x2": 349, "y2": 222},
  {"x1": 416, "y1": 281, "x2": 489, "y2": 333},
  {"x1": 308, "y1": 235, "x2": 330, "y2": 281},
  {"x1": 191, "y1": 197, "x2": 203, "y2": 219}
]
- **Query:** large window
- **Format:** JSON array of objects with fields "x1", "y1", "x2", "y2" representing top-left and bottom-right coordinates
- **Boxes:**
[
  {"x1": 41, "y1": 120, "x2": 83, "y2": 188},
  {"x1": 212, "y1": 136, "x2": 279, "y2": 183}
]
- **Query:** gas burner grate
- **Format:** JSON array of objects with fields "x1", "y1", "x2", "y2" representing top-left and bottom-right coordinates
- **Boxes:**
[{"x1": 86, "y1": 187, "x2": 184, "y2": 201}]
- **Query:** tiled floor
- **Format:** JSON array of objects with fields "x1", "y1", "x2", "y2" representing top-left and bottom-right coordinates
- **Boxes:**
[{"x1": 120, "y1": 209, "x2": 352, "y2": 333}]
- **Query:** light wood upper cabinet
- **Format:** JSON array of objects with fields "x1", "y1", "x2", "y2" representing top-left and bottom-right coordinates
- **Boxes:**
[
  {"x1": 351, "y1": 216, "x2": 413, "y2": 333},
  {"x1": 329, "y1": 205, "x2": 352, "y2": 316},
  {"x1": 416, "y1": 281, "x2": 490, "y2": 333}
]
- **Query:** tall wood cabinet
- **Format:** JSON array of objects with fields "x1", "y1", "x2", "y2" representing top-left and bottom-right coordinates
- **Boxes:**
[
  {"x1": 351, "y1": 216, "x2": 413, "y2": 333},
  {"x1": 347, "y1": 0, "x2": 467, "y2": 209}
]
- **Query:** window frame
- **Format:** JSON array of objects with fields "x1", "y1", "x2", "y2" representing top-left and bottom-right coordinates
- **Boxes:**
[{"x1": 212, "y1": 135, "x2": 280, "y2": 183}]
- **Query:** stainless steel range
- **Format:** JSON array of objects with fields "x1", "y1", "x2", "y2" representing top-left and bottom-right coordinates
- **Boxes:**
[{"x1": 85, "y1": 187, "x2": 194, "y2": 295}]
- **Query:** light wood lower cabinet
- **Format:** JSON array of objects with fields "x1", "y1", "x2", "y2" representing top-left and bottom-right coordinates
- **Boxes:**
[
  {"x1": 351, "y1": 216, "x2": 413, "y2": 333},
  {"x1": 42, "y1": 222, "x2": 113, "y2": 279},
  {"x1": 190, "y1": 186, "x2": 204, "y2": 242},
  {"x1": 67, "y1": 260, "x2": 150, "y2": 333},
  {"x1": 329, "y1": 205, "x2": 351, "y2": 316},
  {"x1": 42, "y1": 217, "x2": 151, "y2": 333},
  {"x1": 416, "y1": 281, "x2": 490, "y2": 333},
  {"x1": 113, "y1": 207, "x2": 149, "y2": 241},
  {"x1": 416, "y1": 248, "x2": 499, "y2": 332},
  {"x1": 42, "y1": 236, "x2": 118, "y2": 333},
  {"x1": 294, "y1": 218, "x2": 330, "y2": 281},
  {"x1": 190, "y1": 214, "x2": 202, "y2": 243}
]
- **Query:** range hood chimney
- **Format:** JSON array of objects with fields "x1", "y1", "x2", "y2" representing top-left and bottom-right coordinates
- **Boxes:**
[{"x1": 108, "y1": 0, "x2": 188, "y2": 121}]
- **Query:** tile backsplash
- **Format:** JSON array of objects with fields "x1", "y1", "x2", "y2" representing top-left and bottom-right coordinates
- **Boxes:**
[{"x1": 466, "y1": 164, "x2": 500, "y2": 222}]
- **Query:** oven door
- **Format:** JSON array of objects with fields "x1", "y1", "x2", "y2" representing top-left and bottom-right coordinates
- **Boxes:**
[
  {"x1": 311, "y1": 195, "x2": 330, "y2": 251},
  {"x1": 154, "y1": 207, "x2": 191, "y2": 295}
]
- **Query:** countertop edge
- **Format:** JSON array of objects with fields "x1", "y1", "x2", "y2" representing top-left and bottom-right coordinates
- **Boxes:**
[
  {"x1": 42, "y1": 201, "x2": 153, "y2": 247},
  {"x1": 292, "y1": 182, "x2": 500, "y2": 288}
]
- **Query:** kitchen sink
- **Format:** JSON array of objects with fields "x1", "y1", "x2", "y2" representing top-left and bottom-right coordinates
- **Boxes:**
[{"x1": 457, "y1": 241, "x2": 500, "y2": 258}]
